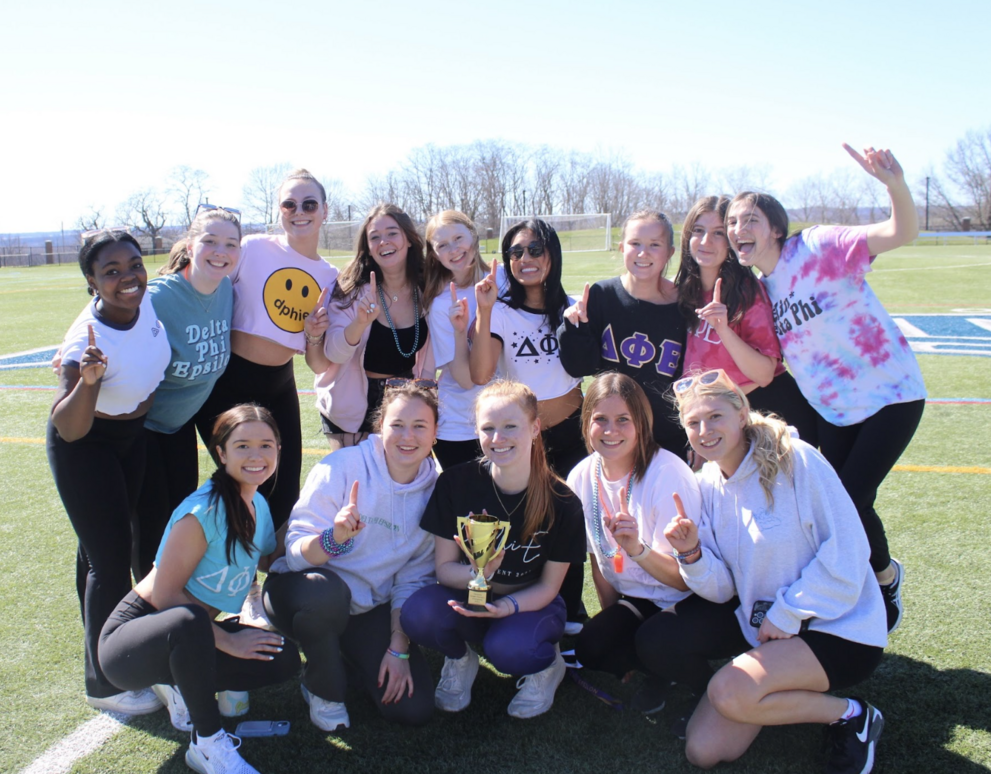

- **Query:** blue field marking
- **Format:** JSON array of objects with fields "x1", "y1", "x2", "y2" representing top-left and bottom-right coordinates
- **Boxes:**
[
  {"x1": 0, "y1": 346, "x2": 59, "y2": 370},
  {"x1": 894, "y1": 315, "x2": 991, "y2": 358}
]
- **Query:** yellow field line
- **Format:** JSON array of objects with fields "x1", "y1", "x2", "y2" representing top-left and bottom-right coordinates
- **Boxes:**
[{"x1": 3, "y1": 436, "x2": 988, "y2": 474}]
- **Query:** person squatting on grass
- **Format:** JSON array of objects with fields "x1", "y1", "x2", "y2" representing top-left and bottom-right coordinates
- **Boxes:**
[
  {"x1": 47, "y1": 229, "x2": 171, "y2": 714},
  {"x1": 565, "y1": 374, "x2": 700, "y2": 713},
  {"x1": 558, "y1": 209, "x2": 687, "y2": 456},
  {"x1": 636, "y1": 369, "x2": 887, "y2": 773},
  {"x1": 137, "y1": 206, "x2": 240, "y2": 579},
  {"x1": 99, "y1": 405, "x2": 300, "y2": 774},
  {"x1": 726, "y1": 144, "x2": 926, "y2": 632},
  {"x1": 675, "y1": 196, "x2": 819, "y2": 450},
  {"x1": 263, "y1": 382, "x2": 440, "y2": 731},
  {"x1": 401, "y1": 381, "x2": 586, "y2": 720},
  {"x1": 311, "y1": 203, "x2": 434, "y2": 452},
  {"x1": 470, "y1": 219, "x2": 587, "y2": 625},
  {"x1": 422, "y1": 209, "x2": 508, "y2": 470}
]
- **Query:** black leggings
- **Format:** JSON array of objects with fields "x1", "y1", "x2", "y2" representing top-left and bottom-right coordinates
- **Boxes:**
[
  {"x1": 196, "y1": 354, "x2": 301, "y2": 529},
  {"x1": 636, "y1": 594, "x2": 882, "y2": 693},
  {"x1": 135, "y1": 420, "x2": 200, "y2": 579},
  {"x1": 46, "y1": 416, "x2": 147, "y2": 698},
  {"x1": 747, "y1": 371, "x2": 819, "y2": 448},
  {"x1": 433, "y1": 438, "x2": 484, "y2": 471},
  {"x1": 575, "y1": 596, "x2": 661, "y2": 677},
  {"x1": 264, "y1": 568, "x2": 434, "y2": 726},
  {"x1": 100, "y1": 591, "x2": 300, "y2": 736},
  {"x1": 817, "y1": 399, "x2": 925, "y2": 572}
]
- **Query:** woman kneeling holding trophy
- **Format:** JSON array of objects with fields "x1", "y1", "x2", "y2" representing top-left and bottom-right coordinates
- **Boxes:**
[
  {"x1": 263, "y1": 381, "x2": 440, "y2": 731},
  {"x1": 401, "y1": 381, "x2": 586, "y2": 719}
]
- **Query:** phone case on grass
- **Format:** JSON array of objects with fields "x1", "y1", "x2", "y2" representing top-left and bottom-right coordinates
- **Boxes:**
[{"x1": 235, "y1": 720, "x2": 290, "y2": 737}]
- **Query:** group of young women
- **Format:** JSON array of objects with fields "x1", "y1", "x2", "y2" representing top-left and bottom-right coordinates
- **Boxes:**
[{"x1": 46, "y1": 144, "x2": 922, "y2": 774}]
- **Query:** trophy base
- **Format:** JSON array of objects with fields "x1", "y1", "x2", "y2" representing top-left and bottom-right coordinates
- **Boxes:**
[{"x1": 466, "y1": 587, "x2": 491, "y2": 613}]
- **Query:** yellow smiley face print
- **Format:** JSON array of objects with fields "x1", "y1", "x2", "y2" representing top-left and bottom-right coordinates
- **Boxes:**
[{"x1": 263, "y1": 268, "x2": 319, "y2": 333}]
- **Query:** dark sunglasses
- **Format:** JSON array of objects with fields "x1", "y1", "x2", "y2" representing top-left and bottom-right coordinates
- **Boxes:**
[
  {"x1": 195, "y1": 203, "x2": 241, "y2": 219},
  {"x1": 504, "y1": 241, "x2": 545, "y2": 261},
  {"x1": 280, "y1": 198, "x2": 321, "y2": 214},
  {"x1": 385, "y1": 378, "x2": 439, "y2": 390}
]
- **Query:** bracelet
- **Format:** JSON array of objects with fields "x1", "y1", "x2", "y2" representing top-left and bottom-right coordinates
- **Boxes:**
[
  {"x1": 387, "y1": 648, "x2": 410, "y2": 660},
  {"x1": 503, "y1": 595, "x2": 519, "y2": 614},
  {"x1": 629, "y1": 541, "x2": 651, "y2": 563},
  {"x1": 304, "y1": 332, "x2": 325, "y2": 346},
  {"x1": 319, "y1": 527, "x2": 355, "y2": 557},
  {"x1": 391, "y1": 630, "x2": 410, "y2": 646},
  {"x1": 673, "y1": 543, "x2": 702, "y2": 565}
]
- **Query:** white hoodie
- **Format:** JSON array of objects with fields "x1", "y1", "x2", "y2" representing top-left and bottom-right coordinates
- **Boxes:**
[
  {"x1": 681, "y1": 437, "x2": 887, "y2": 650},
  {"x1": 271, "y1": 435, "x2": 438, "y2": 615}
]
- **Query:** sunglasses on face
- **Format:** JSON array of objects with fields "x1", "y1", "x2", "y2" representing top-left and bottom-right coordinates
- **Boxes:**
[
  {"x1": 673, "y1": 369, "x2": 737, "y2": 395},
  {"x1": 280, "y1": 198, "x2": 321, "y2": 214},
  {"x1": 384, "y1": 378, "x2": 439, "y2": 390},
  {"x1": 505, "y1": 241, "x2": 545, "y2": 261},
  {"x1": 195, "y1": 203, "x2": 241, "y2": 219}
]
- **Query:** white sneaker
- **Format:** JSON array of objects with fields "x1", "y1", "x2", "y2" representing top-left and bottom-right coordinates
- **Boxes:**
[
  {"x1": 86, "y1": 688, "x2": 163, "y2": 715},
  {"x1": 186, "y1": 729, "x2": 259, "y2": 774},
  {"x1": 218, "y1": 690, "x2": 250, "y2": 718},
  {"x1": 153, "y1": 684, "x2": 192, "y2": 731},
  {"x1": 301, "y1": 684, "x2": 350, "y2": 732},
  {"x1": 239, "y1": 582, "x2": 276, "y2": 631},
  {"x1": 434, "y1": 646, "x2": 479, "y2": 712},
  {"x1": 507, "y1": 645, "x2": 566, "y2": 719}
]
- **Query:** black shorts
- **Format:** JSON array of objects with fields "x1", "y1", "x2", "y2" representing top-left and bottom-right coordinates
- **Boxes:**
[{"x1": 798, "y1": 630, "x2": 884, "y2": 691}]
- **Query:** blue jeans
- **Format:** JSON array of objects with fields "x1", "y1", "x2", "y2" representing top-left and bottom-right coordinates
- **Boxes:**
[{"x1": 401, "y1": 584, "x2": 565, "y2": 677}]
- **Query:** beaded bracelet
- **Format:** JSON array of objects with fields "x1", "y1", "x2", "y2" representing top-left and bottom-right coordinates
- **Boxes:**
[
  {"x1": 304, "y1": 332, "x2": 325, "y2": 346},
  {"x1": 387, "y1": 648, "x2": 410, "y2": 660},
  {"x1": 320, "y1": 527, "x2": 355, "y2": 557},
  {"x1": 673, "y1": 543, "x2": 702, "y2": 565},
  {"x1": 504, "y1": 595, "x2": 519, "y2": 614}
]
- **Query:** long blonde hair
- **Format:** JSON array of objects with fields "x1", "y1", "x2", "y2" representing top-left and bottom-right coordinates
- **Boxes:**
[
  {"x1": 474, "y1": 381, "x2": 564, "y2": 542},
  {"x1": 677, "y1": 379, "x2": 793, "y2": 506},
  {"x1": 160, "y1": 209, "x2": 241, "y2": 276},
  {"x1": 423, "y1": 210, "x2": 490, "y2": 305}
]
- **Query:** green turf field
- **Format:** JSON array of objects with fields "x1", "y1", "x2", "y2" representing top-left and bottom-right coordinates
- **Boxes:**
[{"x1": 1, "y1": 245, "x2": 989, "y2": 773}]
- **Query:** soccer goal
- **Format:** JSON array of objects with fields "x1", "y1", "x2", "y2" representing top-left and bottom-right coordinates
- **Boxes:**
[
  {"x1": 499, "y1": 213, "x2": 612, "y2": 252},
  {"x1": 320, "y1": 220, "x2": 363, "y2": 255}
]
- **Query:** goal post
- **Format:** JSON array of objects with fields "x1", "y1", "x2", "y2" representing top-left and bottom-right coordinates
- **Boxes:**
[
  {"x1": 320, "y1": 220, "x2": 364, "y2": 255},
  {"x1": 498, "y1": 213, "x2": 612, "y2": 253}
]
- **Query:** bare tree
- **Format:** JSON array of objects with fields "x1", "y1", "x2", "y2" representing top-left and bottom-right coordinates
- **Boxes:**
[
  {"x1": 670, "y1": 162, "x2": 712, "y2": 220},
  {"x1": 168, "y1": 166, "x2": 211, "y2": 230},
  {"x1": 941, "y1": 126, "x2": 991, "y2": 229},
  {"x1": 787, "y1": 175, "x2": 820, "y2": 224},
  {"x1": 242, "y1": 163, "x2": 292, "y2": 228},
  {"x1": 120, "y1": 189, "x2": 170, "y2": 247},
  {"x1": 75, "y1": 206, "x2": 106, "y2": 232}
]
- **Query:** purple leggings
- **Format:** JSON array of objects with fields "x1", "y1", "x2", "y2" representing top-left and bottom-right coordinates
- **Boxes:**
[{"x1": 400, "y1": 585, "x2": 566, "y2": 677}]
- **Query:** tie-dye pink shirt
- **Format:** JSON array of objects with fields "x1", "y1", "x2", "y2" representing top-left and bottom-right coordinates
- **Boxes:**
[{"x1": 760, "y1": 226, "x2": 926, "y2": 426}]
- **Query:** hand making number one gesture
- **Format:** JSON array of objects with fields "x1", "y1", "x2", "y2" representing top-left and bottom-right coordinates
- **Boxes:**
[
  {"x1": 356, "y1": 271, "x2": 379, "y2": 326},
  {"x1": 448, "y1": 281, "x2": 469, "y2": 334},
  {"x1": 79, "y1": 324, "x2": 108, "y2": 385},
  {"x1": 696, "y1": 277, "x2": 728, "y2": 334},
  {"x1": 304, "y1": 286, "x2": 330, "y2": 340},
  {"x1": 334, "y1": 480, "x2": 365, "y2": 545},
  {"x1": 663, "y1": 492, "x2": 699, "y2": 557},
  {"x1": 842, "y1": 142, "x2": 903, "y2": 188},
  {"x1": 563, "y1": 282, "x2": 590, "y2": 326},
  {"x1": 474, "y1": 259, "x2": 499, "y2": 312}
]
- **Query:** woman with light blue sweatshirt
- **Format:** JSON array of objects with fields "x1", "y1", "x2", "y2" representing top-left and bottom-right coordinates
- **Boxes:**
[{"x1": 638, "y1": 369, "x2": 887, "y2": 774}]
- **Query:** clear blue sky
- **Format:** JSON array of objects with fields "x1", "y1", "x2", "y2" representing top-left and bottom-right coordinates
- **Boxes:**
[{"x1": 3, "y1": 0, "x2": 987, "y2": 232}]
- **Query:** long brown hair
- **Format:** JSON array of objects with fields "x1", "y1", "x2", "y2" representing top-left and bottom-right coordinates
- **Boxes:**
[
  {"x1": 423, "y1": 210, "x2": 490, "y2": 305},
  {"x1": 474, "y1": 381, "x2": 564, "y2": 542},
  {"x1": 208, "y1": 404, "x2": 281, "y2": 564},
  {"x1": 675, "y1": 195, "x2": 759, "y2": 333},
  {"x1": 580, "y1": 372, "x2": 658, "y2": 483},
  {"x1": 160, "y1": 208, "x2": 242, "y2": 276},
  {"x1": 333, "y1": 203, "x2": 425, "y2": 305}
]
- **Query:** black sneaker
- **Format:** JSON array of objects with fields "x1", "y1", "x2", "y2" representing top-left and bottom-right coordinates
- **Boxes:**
[
  {"x1": 880, "y1": 558, "x2": 904, "y2": 633},
  {"x1": 629, "y1": 676, "x2": 668, "y2": 715},
  {"x1": 823, "y1": 700, "x2": 884, "y2": 774}
]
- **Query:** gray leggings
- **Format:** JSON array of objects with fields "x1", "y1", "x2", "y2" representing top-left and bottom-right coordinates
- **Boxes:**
[{"x1": 264, "y1": 568, "x2": 434, "y2": 726}]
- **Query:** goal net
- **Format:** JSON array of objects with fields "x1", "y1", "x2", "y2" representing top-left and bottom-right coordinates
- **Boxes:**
[
  {"x1": 320, "y1": 220, "x2": 363, "y2": 255},
  {"x1": 499, "y1": 213, "x2": 612, "y2": 252}
]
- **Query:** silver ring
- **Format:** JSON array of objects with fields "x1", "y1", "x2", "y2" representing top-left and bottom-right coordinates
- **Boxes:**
[{"x1": 369, "y1": 303, "x2": 377, "y2": 311}]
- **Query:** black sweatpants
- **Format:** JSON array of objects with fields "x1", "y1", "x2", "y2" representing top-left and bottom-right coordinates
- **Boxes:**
[
  {"x1": 747, "y1": 371, "x2": 819, "y2": 448},
  {"x1": 817, "y1": 398, "x2": 925, "y2": 573},
  {"x1": 574, "y1": 596, "x2": 661, "y2": 677},
  {"x1": 46, "y1": 416, "x2": 147, "y2": 698},
  {"x1": 100, "y1": 591, "x2": 300, "y2": 736},
  {"x1": 196, "y1": 354, "x2": 302, "y2": 529},
  {"x1": 264, "y1": 568, "x2": 434, "y2": 726}
]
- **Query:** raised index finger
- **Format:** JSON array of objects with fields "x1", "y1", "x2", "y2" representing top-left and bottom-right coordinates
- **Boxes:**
[
  {"x1": 842, "y1": 142, "x2": 869, "y2": 171},
  {"x1": 581, "y1": 282, "x2": 590, "y2": 306},
  {"x1": 369, "y1": 271, "x2": 377, "y2": 297},
  {"x1": 672, "y1": 491, "x2": 687, "y2": 519},
  {"x1": 713, "y1": 278, "x2": 722, "y2": 305},
  {"x1": 87, "y1": 324, "x2": 96, "y2": 347},
  {"x1": 349, "y1": 479, "x2": 360, "y2": 507},
  {"x1": 450, "y1": 281, "x2": 458, "y2": 304},
  {"x1": 489, "y1": 259, "x2": 497, "y2": 281},
  {"x1": 313, "y1": 285, "x2": 329, "y2": 312}
]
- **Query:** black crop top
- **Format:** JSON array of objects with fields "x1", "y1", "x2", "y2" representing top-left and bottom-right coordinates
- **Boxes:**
[{"x1": 363, "y1": 317, "x2": 428, "y2": 375}]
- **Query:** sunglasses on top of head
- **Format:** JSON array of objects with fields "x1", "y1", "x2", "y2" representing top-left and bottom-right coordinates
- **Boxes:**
[
  {"x1": 280, "y1": 198, "x2": 322, "y2": 214},
  {"x1": 505, "y1": 241, "x2": 545, "y2": 261},
  {"x1": 195, "y1": 203, "x2": 241, "y2": 219}
]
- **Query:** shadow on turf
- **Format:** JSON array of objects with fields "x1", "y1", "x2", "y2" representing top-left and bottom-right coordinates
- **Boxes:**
[{"x1": 116, "y1": 650, "x2": 989, "y2": 774}]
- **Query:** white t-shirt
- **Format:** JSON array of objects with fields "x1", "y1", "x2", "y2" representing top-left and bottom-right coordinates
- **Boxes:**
[
  {"x1": 429, "y1": 263, "x2": 508, "y2": 441},
  {"x1": 567, "y1": 450, "x2": 700, "y2": 607},
  {"x1": 488, "y1": 300, "x2": 580, "y2": 401},
  {"x1": 60, "y1": 294, "x2": 171, "y2": 416}
]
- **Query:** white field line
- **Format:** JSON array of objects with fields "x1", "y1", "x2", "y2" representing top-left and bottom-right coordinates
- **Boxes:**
[
  {"x1": 872, "y1": 261, "x2": 991, "y2": 273},
  {"x1": 893, "y1": 318, "x2": 928, "y2": 337},
  {"x1": 20, "y1": 713, "x2": 127, "y2": 774},
  {"x1": 967, "y1": 318, "x2": 991, "y2": 333}
]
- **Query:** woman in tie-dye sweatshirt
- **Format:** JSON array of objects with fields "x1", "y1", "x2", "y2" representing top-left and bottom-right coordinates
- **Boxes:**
[{"x1": 725, "y1": 144, "x2": 925, "y2": 636}]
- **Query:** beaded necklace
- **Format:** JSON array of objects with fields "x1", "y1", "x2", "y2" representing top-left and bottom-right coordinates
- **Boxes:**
[
  {"x1": 591, "y1": 455, "x2": 633, "y2": 574},
  {"x1": 378, "y1": 285, "x2": 420, "y2": 358}
]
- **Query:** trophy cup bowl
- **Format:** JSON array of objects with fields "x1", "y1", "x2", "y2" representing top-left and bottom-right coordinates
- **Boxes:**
[{"x1": 456, "y1": 512, "x2": 510, "y2": 612}]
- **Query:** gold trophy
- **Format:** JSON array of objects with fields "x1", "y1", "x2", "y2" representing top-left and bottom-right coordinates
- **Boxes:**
[{"x1": 456, "y1": 512, "x2": 510, "y2": 612}]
